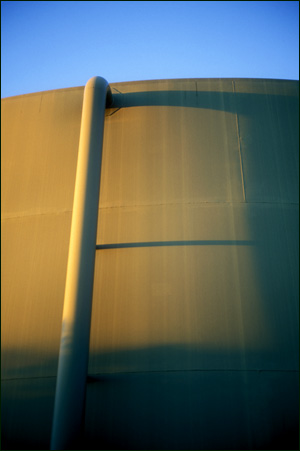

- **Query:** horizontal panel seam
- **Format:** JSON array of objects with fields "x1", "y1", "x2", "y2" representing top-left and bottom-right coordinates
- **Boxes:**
[
  {"x1": 2, "y1": 368, "x2": 299, "y2": 382},
  {"x1": 2, "y1": 200, "x2": 298, "y2": 220}
]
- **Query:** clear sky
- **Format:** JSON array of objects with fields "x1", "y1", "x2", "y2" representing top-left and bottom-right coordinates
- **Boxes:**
[{"x1": 1, "y1": 0, "x2": 299, "y2": 98}]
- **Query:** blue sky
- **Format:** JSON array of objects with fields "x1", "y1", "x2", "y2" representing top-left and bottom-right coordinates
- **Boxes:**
[{"x1": 1, "y1": 1, "x2": 299, "y2": 98}]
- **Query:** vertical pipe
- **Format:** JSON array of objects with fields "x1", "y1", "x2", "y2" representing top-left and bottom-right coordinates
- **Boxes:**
[{"x1": 51, "y1": 77, "x2": 112, "y2": 450}]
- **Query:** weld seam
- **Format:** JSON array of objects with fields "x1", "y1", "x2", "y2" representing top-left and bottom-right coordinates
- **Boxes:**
[{"x1": 232, "y1": 81, "x2": 246, "y2": 202}]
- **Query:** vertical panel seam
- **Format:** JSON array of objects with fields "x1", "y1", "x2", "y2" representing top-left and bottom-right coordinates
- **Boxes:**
[{"x1": 232, "y1": 81, "x2": 246, "y2": 202}]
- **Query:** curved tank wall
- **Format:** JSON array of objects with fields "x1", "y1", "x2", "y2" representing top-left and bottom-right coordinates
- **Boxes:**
[{"x1": 1, "y1": 78, "x2": 299, "y2": 449}]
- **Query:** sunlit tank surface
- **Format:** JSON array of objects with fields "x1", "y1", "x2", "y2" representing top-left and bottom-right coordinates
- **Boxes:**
[{"x1": 1, "y1": 78, "x2": 299, "y2": 450}]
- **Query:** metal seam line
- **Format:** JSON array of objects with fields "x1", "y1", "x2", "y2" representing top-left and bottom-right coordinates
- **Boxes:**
[
  {"x1": 232, "y1": 80, "x2": 246, "y2": 203},
  {"x1": 95, "y1": 240, "x2": 254, "y2": 250},
  {"x1": 50, "y1": 77, "x2": 112, "y2": 450}
]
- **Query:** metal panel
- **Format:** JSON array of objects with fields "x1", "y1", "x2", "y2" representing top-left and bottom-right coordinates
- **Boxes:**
[
  {"x1": 1, "y1": 87, "x2": 83, "y2": 217},
  {"x1": 1, "y1": 78, "x2": 299, "y2": 449}
]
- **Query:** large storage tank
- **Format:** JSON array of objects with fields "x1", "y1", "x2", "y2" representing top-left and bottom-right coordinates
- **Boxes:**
[{"x1": 1, "y1": 78, "x2": 299, "y2": 450}]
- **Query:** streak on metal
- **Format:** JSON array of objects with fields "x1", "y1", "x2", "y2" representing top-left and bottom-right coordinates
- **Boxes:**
[{"x1": 50, "y1": 77, "x2": 112, "y2": 450}]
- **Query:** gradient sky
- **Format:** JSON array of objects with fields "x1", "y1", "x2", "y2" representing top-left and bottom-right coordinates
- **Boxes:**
[{"x1": 1, "y1": 1, "x2": 299, "y2": 98}]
